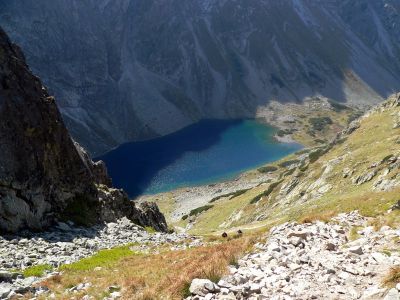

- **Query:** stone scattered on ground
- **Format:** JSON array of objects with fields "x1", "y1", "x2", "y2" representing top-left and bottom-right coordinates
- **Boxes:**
[
  {"x1": 187, "y1": 211, "x2": 400, "y2": 300},
  {"x1": 0, "y1": 217, "x2": 202, "y2": 299}
]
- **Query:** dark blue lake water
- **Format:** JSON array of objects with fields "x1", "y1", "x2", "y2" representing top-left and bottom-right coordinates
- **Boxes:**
[{"x1": 97, "y1": 119, "x2": 301, "y2": 197}]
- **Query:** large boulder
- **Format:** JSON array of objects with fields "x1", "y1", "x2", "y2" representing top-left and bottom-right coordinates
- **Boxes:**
[{"x1": 189, "y1": 279, "x2": 219, "y2": 297}]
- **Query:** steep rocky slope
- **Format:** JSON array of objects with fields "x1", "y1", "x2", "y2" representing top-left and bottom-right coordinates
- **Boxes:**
[
  {"x1": 0, "y1": 27, "x2": 167, "y2": 233},
  {"x1": 1, "y1": 0, "x2": 400, "y2": 154}
]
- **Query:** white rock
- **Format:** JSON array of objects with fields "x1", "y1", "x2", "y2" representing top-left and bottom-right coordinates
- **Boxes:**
[
  {"x1": 0, "y1": 285, "x2": 11, "y2": 298},
  {"x1": 371, "y1": 252, "x2": 389, "y2": 264},
  {"x1": 384, "y1": 288, "x2": 400, "y2": 300},
  {"x1": 189, "y1": 279, "x2": 217, "y2": 296},
  {"x1": 110, "y1": 291, "x2": 121, "y2": 299},
  {"x1": 204, "y1": 293, "x2": 214, "y2": 300}
]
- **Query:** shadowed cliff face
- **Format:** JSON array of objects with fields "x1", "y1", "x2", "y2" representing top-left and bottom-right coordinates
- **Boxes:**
[
  {"x1": 0, "y1": 28, "x2": 167, "y2": 232},
  {"x1": 1, "y1": 0, "x2": 400, "y2": 155}
]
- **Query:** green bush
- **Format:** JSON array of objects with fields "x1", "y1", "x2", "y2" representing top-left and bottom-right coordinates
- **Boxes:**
[
  {"x1": 250, "y1": 180, "x2": 283, "y2": 204},
  {"x1": 309, "y1": 117, "x2": 333, "y2": 131},
  {"x1": 308, "y1": 148, "x2": 326, "y2": 163},
  {"x1": 257, "y1": 165, "x2": 278, "y2": 173},
  {"x1": 209, "y1": 189, "x2": 249, "y2": 203},
  {"x1": 189, "y1": 205, "x2": 214, "y2": 216},
  {"x1": 278, "y1": 159, "x2": 300, "y2": 168}
]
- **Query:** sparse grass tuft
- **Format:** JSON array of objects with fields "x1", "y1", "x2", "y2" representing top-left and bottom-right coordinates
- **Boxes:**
[
  {"x1": 349, "y1": 226, "x2": 362, "y2": 241},
  {"x1": 368, "y1": 210, "x2": 400, "y2": 230},
  {"x1": 299, "y1": 211, "x2": 336, "y2": 224},
  {"x1": 383, "y1": 266, "x2": 400, "y2": 287}
]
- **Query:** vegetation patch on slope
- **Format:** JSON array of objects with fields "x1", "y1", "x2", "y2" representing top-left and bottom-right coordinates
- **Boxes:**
[{"x1": 40, "y1": 237, "x2": 256, "y2": 300}]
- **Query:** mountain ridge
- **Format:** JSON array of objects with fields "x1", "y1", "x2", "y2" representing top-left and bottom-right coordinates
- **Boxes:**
[{"x1": 1, "y1": 0, "x2": 400, "y2": 155}]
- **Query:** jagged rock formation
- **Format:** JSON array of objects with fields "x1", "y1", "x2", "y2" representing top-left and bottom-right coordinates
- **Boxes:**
[
  {"x1": 0, "y1": 28, "x2": 167, "y2": 233},
  {"x1": 1, "y1": 0, "x2": 400, "y2": 154}
]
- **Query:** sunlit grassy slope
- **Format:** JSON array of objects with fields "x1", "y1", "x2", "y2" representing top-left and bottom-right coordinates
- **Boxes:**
[{"x1": 176, "y1": 95, "x2": 400, "y2": 234}]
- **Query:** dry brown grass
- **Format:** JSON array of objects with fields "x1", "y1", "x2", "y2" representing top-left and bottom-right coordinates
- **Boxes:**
[
  {"x1": 299, "y1": 211, "x2": 336, "y2": 224},
  {"x1": 383, "y1": 266, "x2": 400, "y2": 287},
  {"x1": 368, "y1": 210, "x2": 400, "y2": 231},
  {"x1": 39, "y1": 236, "x2": 257, "y2": 300}
]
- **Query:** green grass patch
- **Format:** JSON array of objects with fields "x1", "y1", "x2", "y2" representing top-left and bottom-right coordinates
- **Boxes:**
[
  {"x1": 22, "y1": 264, "x2": 53, "y2": 277},
  {"x1": 144, "y1": 226, "x2": 156, "y2": 234},
  {"x1": 349, "y1": 226, "x2": 362, "y2": 241},
  {"x1": 60, "y1": 245, "x2": 135, "y2": 272}
]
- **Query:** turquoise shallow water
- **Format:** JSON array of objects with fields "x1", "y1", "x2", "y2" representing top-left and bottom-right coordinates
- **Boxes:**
[{"x1": 98, "y1": 119, "x2": 301, "y2": 197}]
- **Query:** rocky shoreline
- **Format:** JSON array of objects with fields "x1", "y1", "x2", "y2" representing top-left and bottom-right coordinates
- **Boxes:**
[
  {"x1": 187, "y1": 211, "x2": 400, "y2": 300},
  {"x1": 138, "y1": 171, "x2": 274, "y2": 223},
  {"x1": 0, "y1": 218, "x2": 202, "y2": 299}
]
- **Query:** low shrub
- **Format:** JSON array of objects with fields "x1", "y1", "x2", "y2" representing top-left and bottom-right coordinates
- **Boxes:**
[
  {"x1": 250, "y1": 180, "x2": 283, "y2": 204},
  {"x1": 309, "y1": 117, "x2": 333, "y2": 131},
  {"x1": 278, "y1": 159, "x2": 300, "y2": 168},
  {"x1": 189, "y1": 205, "x2": 214, "y2": 216},
  {"x1": 209, "y1": 189, "x2": 249, "y2": 203},
  {"x1": 257, "y1": 165, "x2": 278, "y2": 173}
]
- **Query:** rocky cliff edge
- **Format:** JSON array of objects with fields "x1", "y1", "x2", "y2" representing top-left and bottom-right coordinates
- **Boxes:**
[{"x1": 0, "y1": 27, "x2": 167, "y2": 233}]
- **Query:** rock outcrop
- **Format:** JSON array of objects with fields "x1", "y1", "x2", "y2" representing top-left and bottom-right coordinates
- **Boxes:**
[{"x1": 0, "y1": 27, "x2": 167, "y2": 233}]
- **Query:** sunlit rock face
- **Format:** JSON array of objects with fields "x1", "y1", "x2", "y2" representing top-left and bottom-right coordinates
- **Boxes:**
[{"x1": 1, "y1": 0, "x2": 399, "y2": 155}]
